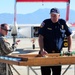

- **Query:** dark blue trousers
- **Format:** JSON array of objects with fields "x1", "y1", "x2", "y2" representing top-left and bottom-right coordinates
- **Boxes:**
[{"x1": 41, "y1": 66, "x2": 61, "y2": 75}]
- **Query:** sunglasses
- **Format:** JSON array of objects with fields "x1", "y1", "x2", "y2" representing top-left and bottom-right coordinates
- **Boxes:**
[{"x1": 1, "y1": 27, "x2": 11, "y2": 31}]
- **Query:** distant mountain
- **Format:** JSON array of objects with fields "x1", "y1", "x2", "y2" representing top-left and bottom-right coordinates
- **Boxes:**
[{"x1": 0, "y1": 8, "x2": 75, "y2": 24}]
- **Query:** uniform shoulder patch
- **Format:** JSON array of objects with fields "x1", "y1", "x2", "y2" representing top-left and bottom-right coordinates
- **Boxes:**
[{"x1": 40, "y1": 22, "x2": 45, "y2": 28}]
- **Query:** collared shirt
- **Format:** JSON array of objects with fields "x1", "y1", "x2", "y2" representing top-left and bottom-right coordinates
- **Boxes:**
[{"x1": 38, "y1": 19, "x2": 72, "y2": 52}]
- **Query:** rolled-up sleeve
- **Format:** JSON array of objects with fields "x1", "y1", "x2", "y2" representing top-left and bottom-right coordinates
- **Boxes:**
[
  {"x1": 64, "y1": 23, "x2": 72, "y2": 37},
  {"x1": 65, "y1": 27, "x2": 72, "y2": 36}
]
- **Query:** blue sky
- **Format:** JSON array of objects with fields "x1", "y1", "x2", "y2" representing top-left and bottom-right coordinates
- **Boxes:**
[{"x1": 0, "y1": 0, "x2": 75, "y2": 14}]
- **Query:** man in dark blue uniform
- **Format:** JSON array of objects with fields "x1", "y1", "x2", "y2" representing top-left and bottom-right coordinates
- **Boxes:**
[{"x1": 38, "y1": 8, "x2": 72, "y2": 75}]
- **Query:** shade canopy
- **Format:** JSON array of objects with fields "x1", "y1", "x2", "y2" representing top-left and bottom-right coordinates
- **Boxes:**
[
  {"x1": 16, "y1": 0, "x2": 70, "y2": 21},
  {"x1": 16, "y1": 0, "x2": 69, "y2": 2}
]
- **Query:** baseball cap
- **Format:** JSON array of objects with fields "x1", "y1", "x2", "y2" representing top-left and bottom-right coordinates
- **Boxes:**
[{"x1": 50, "y1": 8, "x2": 59, "y2": 14}]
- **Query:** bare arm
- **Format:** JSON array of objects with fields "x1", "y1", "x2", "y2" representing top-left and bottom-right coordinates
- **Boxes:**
[
  {"x1": 38, "y1": 34, "x2": 48, "y2": 55},
  {"x1": 67, "y1": 35, "x2": 72, "y2": 52},
  {"x1": 38, "y1": 34, "x2": 44, "y2": 51}
]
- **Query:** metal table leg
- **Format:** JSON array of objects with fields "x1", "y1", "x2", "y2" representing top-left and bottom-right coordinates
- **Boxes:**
[
  {"x1": 6, "y1": 64, "x2": 9, "y2": 75},
  {"x1": 62, "y1": 65, "x2": 71, "y2": 75},
  {"x1": 27, "y1": 66, "x2": 30, "y2": 75},
  {"x1": 27, "y1": 66, "x2": 39, "y2": 75},
  {"x1": 29, "y1": 67, "x2": 38, "y2": 75}
]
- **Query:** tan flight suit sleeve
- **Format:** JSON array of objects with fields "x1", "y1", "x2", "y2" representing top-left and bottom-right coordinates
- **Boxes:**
[{"x1": 0, "y1": 37, "x2": 14, "y2": 55}]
